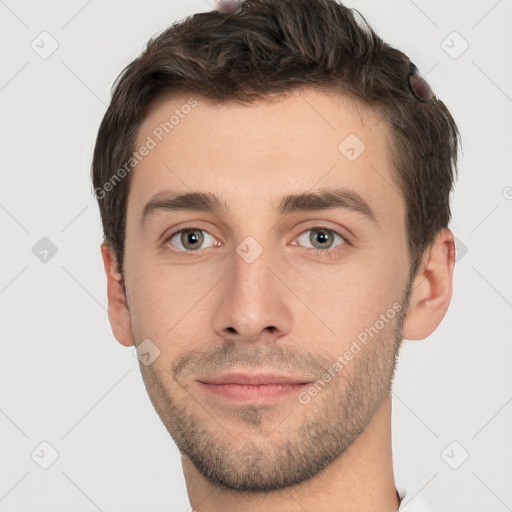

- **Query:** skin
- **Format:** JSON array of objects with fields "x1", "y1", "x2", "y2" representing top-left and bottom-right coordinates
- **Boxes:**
[{"x1": 101, "y1": 88, "x2": 455, "y2": 512}]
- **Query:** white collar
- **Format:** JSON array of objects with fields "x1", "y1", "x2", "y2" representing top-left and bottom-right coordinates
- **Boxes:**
[{"x1": 396, "y1": 485, "x2": 434, "y2": 511}]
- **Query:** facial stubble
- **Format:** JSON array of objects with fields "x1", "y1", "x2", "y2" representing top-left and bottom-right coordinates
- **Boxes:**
[{"x1": 134, "y1": 291, "x2": 409, "y2": 493}]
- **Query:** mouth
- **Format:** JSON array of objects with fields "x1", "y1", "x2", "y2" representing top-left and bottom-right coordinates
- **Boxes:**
[{"x1": 196, "y1": 371, "x2": 313, "y2": 403}]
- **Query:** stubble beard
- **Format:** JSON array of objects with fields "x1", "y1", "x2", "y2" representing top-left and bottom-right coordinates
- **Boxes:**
[{"x1": 137, "y1": 296, "x2": 407, "y2": 493}]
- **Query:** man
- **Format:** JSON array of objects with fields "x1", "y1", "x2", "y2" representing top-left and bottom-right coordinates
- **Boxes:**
[{"x1": 91, "y1": 0, "x2": 460, "y2": 510}]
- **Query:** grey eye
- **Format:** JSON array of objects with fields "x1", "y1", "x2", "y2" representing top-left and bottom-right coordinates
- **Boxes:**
[
  {"x1": 169, "y1": 229, "x2": 216, "y2": 251},
  {"x1": 296, "y1": 228, "x2": 345, "y2": 250}
]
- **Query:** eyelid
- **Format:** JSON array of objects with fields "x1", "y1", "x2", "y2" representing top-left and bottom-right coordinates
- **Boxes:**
[
  {"x1": 289, "y1": 221, "x2": 352, "y2": 245},
  {"x1": 161, "y1": 221, "x2": 218, "y2": 242}
]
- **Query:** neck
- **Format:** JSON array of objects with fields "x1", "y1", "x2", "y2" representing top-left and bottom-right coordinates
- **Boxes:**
[{"x1": 182, "y1": 395, "x2": 400, "y2": 512}]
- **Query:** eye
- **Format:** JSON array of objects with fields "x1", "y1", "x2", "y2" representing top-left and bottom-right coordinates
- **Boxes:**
[
  {"x1": 293, "y1": 227, "x2": 347, "y2": 252},
  {"x1": 163, "y1": 225, "x2": 348, "y2": 257},
  {"x1": 166, "y1": 227, "x2": 218, "y2": 252}
]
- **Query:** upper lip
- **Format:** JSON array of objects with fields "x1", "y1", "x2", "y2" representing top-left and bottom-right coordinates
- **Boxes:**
[{"x1": 197, "y1": 371, "x2": 313, "y2": 385}]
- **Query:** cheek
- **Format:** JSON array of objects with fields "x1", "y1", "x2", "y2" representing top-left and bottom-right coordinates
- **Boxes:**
[
  {"x1": 287, "y1": 253, "x2": 405, "y2": 343},
  {"x1": 127, "y1": 262, "x2": 218, "y2": 342}
]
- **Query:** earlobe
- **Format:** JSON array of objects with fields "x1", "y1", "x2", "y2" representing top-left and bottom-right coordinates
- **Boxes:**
[
  {"x1": 402, "y1": 228, "x2": 456, "y2": 341},
  {"x1": 100, "y1": 243, "x2": 134, "y2": 347}
]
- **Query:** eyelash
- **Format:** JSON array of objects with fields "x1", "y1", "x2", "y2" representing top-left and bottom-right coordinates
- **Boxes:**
[{"x1": 163, "y1": 225, "x2": 350, "y2": 259}]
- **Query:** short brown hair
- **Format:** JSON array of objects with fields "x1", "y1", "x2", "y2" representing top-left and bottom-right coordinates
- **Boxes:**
[{"x1": 91, "y1": 0, "x2": 460, "y2": 280}]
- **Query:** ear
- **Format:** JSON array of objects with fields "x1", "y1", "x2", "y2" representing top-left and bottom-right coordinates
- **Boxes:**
[
  {"x1": 402, "y1": 228, "x2": 456, "y2": 341},
  {"x1": 100, "y1": 243, "x2": 134, "y2": 347}
]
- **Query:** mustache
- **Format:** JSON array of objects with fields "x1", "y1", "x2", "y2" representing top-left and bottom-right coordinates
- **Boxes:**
[{"x1": 170, "y1": 342, "x2": 332, "y2": 383}]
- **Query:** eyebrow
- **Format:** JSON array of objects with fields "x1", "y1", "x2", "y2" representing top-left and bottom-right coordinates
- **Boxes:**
[{"x1": 141, "y1": 187, "x2": 379, "y2": 227}]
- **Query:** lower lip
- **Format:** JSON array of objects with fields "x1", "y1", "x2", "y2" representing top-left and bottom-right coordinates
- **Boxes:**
[{"x1": 197, "y1": 382, "x2": 308, "y2": 403}]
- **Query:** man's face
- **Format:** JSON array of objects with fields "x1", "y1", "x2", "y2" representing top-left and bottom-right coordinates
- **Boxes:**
[{"x1": 121, "y1": 89, "x2": 412, "y2": 491}]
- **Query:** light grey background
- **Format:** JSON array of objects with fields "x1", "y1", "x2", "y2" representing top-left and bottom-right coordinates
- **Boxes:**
[{"x1": 1, "y1": 0, "x2": 511, "y2": 511}]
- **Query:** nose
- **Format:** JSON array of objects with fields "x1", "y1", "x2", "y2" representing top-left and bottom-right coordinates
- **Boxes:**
[{"x1": 212, "y1": 243, "x2": 293, "y2": 344}]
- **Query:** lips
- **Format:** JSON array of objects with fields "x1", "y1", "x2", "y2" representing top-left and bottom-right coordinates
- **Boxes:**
[
  {"x1": 197, "y1": 371, "x2": 313, "y2": 386},
  {"x1": 196, "y1": 371, "x2": 315, "y2": 403}
]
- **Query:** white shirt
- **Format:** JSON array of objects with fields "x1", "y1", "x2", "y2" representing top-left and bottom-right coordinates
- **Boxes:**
[{"x1": 397, "y1": 486, "x2": 433, "y2": 511}]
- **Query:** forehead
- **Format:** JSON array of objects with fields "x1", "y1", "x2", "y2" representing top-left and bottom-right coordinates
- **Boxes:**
[{"x1": 129, "y1": 88, "x2": 403, "y2": 229}]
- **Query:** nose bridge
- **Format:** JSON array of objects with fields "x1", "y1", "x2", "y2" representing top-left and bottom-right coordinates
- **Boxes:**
[
  {"x1": 212, "y1": 237, "x2": 293, "y2": 341},
  {"x1": 233, "y1": 243, "x2": 273, "y2": 307}
]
